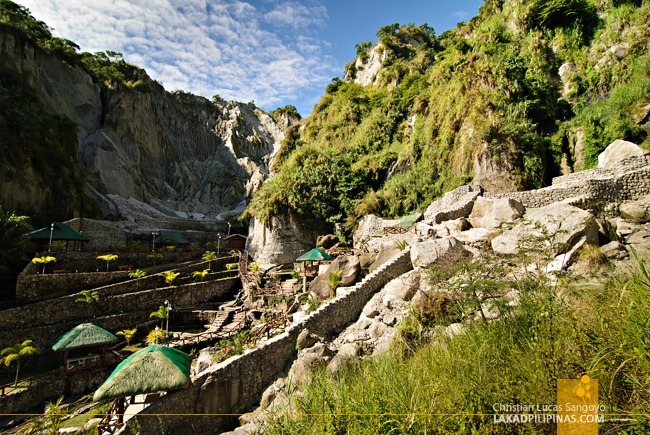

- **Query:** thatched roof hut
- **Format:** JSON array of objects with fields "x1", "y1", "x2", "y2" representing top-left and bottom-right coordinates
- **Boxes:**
[
  {"x1": 52, "y1": 323, "x2": 117, "y2": 351},
  {"x1": 52, "y1": 323, "x2": 118, "y2": 369},
  {"x1": 93, "y1": 345, "x2": 191, "y2": 402}
]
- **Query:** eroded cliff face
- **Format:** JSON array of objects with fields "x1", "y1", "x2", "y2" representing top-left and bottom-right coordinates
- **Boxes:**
[{"x1": 0, "y1": 27, "x2": 287, "y2": 228}]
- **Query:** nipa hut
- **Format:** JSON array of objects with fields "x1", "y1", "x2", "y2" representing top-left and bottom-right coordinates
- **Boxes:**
[
  {"x1": 52, "y1": 323, "x2": 118, "y2": 369},
  {"x1": 93, "y1": 345, "x2": 191, "y2": 432}
]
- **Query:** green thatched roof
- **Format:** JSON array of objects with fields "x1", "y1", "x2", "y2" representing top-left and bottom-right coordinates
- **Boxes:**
[
  {"x1": 29, "y1": 222, "x2": 89, "y2": 241},
  {"x1": 296, "y1": 247, "x2": 333, "y2": 262},
  {"x1": 93, "y1": 345, "x2": 191, "y2": 402},
  {"x1": 52, "y1": 323, "x2": 117, "y2": 351},
  {"x1": 396, "y1": 212, "x2": 423, "y2": 228}
]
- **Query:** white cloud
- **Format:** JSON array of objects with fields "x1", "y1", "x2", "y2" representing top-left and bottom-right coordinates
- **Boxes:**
[{"x1": 17, "y1": 0, "x2": 338, "y2": 114}]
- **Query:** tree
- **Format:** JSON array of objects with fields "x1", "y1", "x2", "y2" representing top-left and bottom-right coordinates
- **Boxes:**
[
  {"x1": 96, "y1": 254, "x2": 118, "y2": 272},
  {"x1": 116, "y1": 328, "x2": 137, "y2": 346},
  {"x1": 202, "y1": 250, "x2": 217, "y2": 271},
  {"x1": 75, "y1": 290, "x2": 99, "y2": 304},
  {"x1": 192, "y1": 269, "x2": 209, "y2": 281},
  {"x1": 1, "y1": 339, "x2": 39, "y2": 386},
  {"x1": 20, "y1": 395, "x2": 64, "y2": 434},
  {"x1": 146, "y1": 328, "x2": 165, "y2": 345},
  {"x1": 328, "y1": 271, "x2": 343, "y2": 299},
  {"x1": 163, "y1": 270, "x2": 180, "y2": 286},
  {"x1": 150, "y1": 306, "x2": 167, "y2": 328},
  {"x1": 129, "y1": 268, "x2": 147, "y2": 289},
  {"x1": 31, "y1": 256, "x2": 56, "y2": 274}
]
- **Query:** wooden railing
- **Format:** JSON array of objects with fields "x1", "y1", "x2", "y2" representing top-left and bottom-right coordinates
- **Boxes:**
[
  {"x1": 0, "y1": 377, "x2": 35, "y2": 396},
  {"x1": 237, "y1": 250, "x2": 262, "y2": 296},
  {"x1": 98, "y1": 395, "x2": 132, "y2": 434},
  {"x1": 167, "y1": 314, "x2": 247, "y2": 348}
]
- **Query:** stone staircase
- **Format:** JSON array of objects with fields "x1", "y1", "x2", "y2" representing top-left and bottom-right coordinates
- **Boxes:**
[{"x1": 279, "y1": 278, "x2": 298, "y2": 294}]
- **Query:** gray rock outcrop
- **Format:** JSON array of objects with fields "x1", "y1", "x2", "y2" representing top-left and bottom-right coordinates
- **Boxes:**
[
  {"x1": 246, "y1": 214, "x2": 328, "y2": 268},
  {"x1": 423, "y1": 185, "x2": 483, "y2": 224},
  {"x1": 369, "y1": 242, "x2": 404, "y2": 272},
  {"x1": 598, "y1": 140, "x2": 647, "y2": 168},
  {"x1": 491, "y1": 203, "x2": 599, "y2": 255},
  {"x1": 0, "y1": 27, "x2": 290, "y2": 227},
  {"x1": 310, "y1": 255, "x2": 361, "y2": 299},
  {"x1": 469, "y1": 197, "x2": 525, "y2": 229},
  {"x1": 619, "y1": 196, "x2": 650, "y2": 224},
  {"x1": 410, "y1": 237, "x2": 471, "y2": 270}
]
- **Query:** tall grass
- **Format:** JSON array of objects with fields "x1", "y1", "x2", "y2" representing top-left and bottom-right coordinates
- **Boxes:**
[{"x1": 267, "y1": 255, "x2": 650, "y2": 434}]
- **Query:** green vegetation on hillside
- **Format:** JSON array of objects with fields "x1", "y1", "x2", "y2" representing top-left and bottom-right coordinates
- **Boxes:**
[
  {"x1": 247, "y1": 0, "x2": 650, "y2": 229},
  {"x1": 0, "y1": 0, "x2": 146, "y2": 226},
  {"x1": 268, "y1": 255, "x2": 650, "y2": 434},
  {"x1": 0, "y1": 0, "x2": 152, "y2": 90}
]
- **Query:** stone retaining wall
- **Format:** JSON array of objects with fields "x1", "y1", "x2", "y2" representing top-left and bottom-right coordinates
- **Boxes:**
[
  {"x1": 16, "y1": 270, "x2": 131, "y2": 304},
  {"x1": 15, "y1": 256, "x2": 236, "y2": 304},
  {"x1": 0, "y1": 278, "x2": 239, "y2": 351},
  {"x1": 486, "y1": 154, "x2": 650, "y2": 208},
  {"x1": 1, "y1": 365, "x2": 114, "y2": 416},
  {"x1": 123, "y1": 249, "x2": 414, "y2": 434}
]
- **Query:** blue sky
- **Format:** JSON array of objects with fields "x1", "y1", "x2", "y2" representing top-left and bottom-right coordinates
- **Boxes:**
[{"x1": 17, "y1": 0, "x2": 483, "y2": 116}]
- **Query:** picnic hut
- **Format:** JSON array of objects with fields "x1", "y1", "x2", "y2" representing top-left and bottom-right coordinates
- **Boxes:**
[
  {"x1": 52, "y1": 323, "x2": 118, "y2": 369},
  {"x1": 94, "y1": 345, "x2": 192, "y2": 432},
  {"x1": 93, "y1": 345, "x2": 191, "y2": 402},
  {"x1": 383, "y1": 212, "x2": 423, "y2": 234},
  {"x1": 28, "y1": 222, "x2": 89, "y2": 252},
  {"x1": 296, "y1": 247, "x2": 333, "y2": 292}
]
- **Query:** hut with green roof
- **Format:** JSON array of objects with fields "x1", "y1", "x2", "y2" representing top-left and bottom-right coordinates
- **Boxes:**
[
  {"x1": 296, "y1": 247, "x2": 334, "y2": 292},
  {"x1": 94, "y1": 345, "x2": 191, "y2": 402},
  {"x1": 52, "y1": 323, "x2": 118, "y2": 369},
  {"x1": 93, "y1": 345, "x2": 192, "y2": 431},
  {"x1": 28, "y1": 221, "x2": 89, "y2": 251}
]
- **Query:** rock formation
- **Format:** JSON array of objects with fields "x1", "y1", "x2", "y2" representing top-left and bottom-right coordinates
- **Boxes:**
[{"x1": 0, "y1": 27, "x2": 291, "y2": 228}]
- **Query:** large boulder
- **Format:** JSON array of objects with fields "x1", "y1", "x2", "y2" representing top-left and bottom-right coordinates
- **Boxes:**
[
  {"x1": 317, "y1": 234, "x2": 339, "y2": 249},
  {"x1": 247, "y1": 214, "x2": 328, "y2": 268},
  {"x1": 353, "y1": 214, "x2": 399, "y2": 249},
  {"x1": 429, "y1": 218, "x2": 471, "y2": 237},
  {"x1": 310, "y1": 255, "x2": 361, "y2": 298},
  {"x1": 326, "y1": 342, "x2": 360, "y2": 376},
  {"x1": 469, "y1": 197, "x2": 525, "y2": 229},
  {"x1": 598, "y1": 140, "x2": 647, "y2": 168},
  {"x1": 423, "y1": 185, "x2": 483, "y2": 224},
  {"x1": 619, "y1": 196, "x2": 650, "y2": 224},
  {"x1": 410, "y1": 237, "x2": 471, "y2": 270},
  {"x1": 369, "y1": 242, "x2": 403, "y2": 272},
  {"x1": 287, "y1": 342, "x2": 333, "y2": 386},
  {"x1": 491, "y1": 203, "x2": 599, "y2": 255}
]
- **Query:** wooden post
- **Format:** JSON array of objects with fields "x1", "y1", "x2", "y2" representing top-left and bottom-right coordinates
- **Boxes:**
[{"x1": 117, "y1": 397, "x2": 125, "y2": 425}]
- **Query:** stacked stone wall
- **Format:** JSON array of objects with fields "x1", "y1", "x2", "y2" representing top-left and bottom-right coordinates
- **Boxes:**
[
  {"x1": 124, "y1": 250, "x2": 414, "y2": 434},
  {"x1": 0, "y1": 278, "x2": 239, "y2": 351},
  {"x1": 486, "y1": 155, "x2": 650, "y2": 208},
  {"x1": 16, "y1": 256, "x2": 235, "y2": 304},
  {"x1": 65, "y1": 218, "x2": 129, "y2": 250},
  {"x1": 0, "y1": 365, "x2": 113, "y2": 415}
]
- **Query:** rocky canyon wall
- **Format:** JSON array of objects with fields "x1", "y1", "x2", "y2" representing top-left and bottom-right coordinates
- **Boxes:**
[{"x1": 0, "y1": 27, "x2": 288, "y2": 228}]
